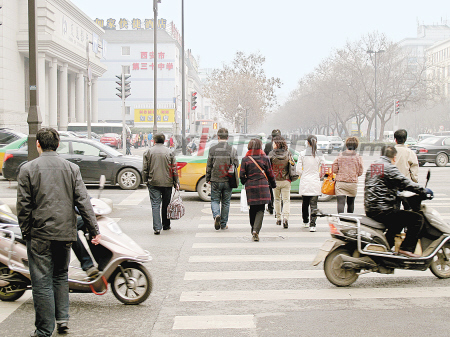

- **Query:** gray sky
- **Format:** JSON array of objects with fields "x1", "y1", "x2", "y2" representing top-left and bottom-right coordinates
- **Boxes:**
[{"x1": 71, "y1": 0, "x2": 450, "y2": 101}]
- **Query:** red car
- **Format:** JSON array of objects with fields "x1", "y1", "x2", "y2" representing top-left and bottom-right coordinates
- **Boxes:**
[{"x1": 100, "y1": 133, "x2": 122, "y2": 149}]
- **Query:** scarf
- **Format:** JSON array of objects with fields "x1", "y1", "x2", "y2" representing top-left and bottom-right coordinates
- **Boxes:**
[{"x1": 245, "y1": 149, "x2": 266, "y2": 157}]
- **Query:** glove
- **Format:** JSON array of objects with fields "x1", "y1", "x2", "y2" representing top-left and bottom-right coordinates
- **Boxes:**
[{"x1": 425, "y1": 188, "x2": 434, "y2": 199}]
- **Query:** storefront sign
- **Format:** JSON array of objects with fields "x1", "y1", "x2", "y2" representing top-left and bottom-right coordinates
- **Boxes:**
[
  {"x1": 134, "y1": 109, "x2": 175, "y2": 123},
  {"x1": 95, "y1": 18, "x2": 167, "y2": 30}
]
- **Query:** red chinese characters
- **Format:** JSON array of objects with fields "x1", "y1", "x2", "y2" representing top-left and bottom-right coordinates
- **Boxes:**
[
  {"x1": 158, "y1": 63, "x2": 165, "y2": 70},
  {"x1": 132, "y1": 63, "x2": 140, "y2": 70},
  {"x1": 141, "y1": 63, "x2": 147, "y2": 70},
  {"x1": 370, "y1": 163, "x2": 384, "y2": 178},
  {"x1": 166, "y1": 63, "x2": 173, "y2": 70},
  {"x1": 141, "y1": 52, "x2": 148, "y2": 59},
  {"x1": 158, "y1": 52, "x2": 165, "y2": 59}
]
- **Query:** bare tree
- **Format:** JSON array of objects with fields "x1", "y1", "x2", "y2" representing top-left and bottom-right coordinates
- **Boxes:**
[{"x1": 204, "y1": 52, "x2": 281, "y2": 132}]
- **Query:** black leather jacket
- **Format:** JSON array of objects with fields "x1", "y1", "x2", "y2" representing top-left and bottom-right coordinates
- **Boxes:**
[
  {"x1": 364, "y1": 156, "x2": 426, "y2": 216},
  {"x1": 17, "y1": 152, "x2": 99, "y2": 242}
]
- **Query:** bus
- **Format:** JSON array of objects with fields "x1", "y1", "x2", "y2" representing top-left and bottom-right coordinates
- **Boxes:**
[
  {"x1": 193, "y1": 119, "x2": 216, "y2": 138},
  {"x1": 67, "y1": 123, "x2": 131, "y2": 136}
]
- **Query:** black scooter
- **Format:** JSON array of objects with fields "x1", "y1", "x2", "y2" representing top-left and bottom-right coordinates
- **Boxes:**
[{"x1": 313, "y1": 171, "x2": 450, "y2": 286}]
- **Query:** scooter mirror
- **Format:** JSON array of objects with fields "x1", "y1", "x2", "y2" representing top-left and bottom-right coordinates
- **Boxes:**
[{"x1": 425, "y1": 169, "x2": 431, "y2": 188}]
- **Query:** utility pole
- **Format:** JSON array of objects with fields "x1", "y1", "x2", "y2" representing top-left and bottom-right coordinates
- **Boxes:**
[
  {"x1": 181, "y1": 0, "x2": 186, "y2": 154},
  {"x1": 86, "y1": 40, "x2": 92, "y2": 139},
  {"x1": 27, "y1": 0, "x2": 42, "y2": 161},
  {"x1": 153, "y1": 0, "x2": 161, "y2": 135}
]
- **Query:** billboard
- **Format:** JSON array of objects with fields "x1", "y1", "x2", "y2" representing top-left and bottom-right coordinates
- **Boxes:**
[{"x1": 134, "y1": 109, "x2": 175, "y2": 123}]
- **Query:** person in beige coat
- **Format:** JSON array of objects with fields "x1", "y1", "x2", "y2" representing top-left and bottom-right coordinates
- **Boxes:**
[{"x1": 394, "y1": 129, "x2": 419, "y2": 210}]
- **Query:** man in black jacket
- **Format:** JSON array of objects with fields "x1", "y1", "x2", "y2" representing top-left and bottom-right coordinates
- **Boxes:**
[
  {"x1": 17, "y1": 128, "x2": 100, "y2": 337},
  {"x1": 143, "y1": 133, "x2": 179, "y2": 235},
  {"x1": 365, "y1": 146, "x2": 427, "y2": 258},
  {"x1": 206, "y1": 128, "x2": 239, "y2": 230}
]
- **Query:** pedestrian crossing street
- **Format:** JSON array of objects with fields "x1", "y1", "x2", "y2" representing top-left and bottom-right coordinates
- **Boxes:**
[{"x1": 165, "y1": 194, "x2": 450, "y2": 334}]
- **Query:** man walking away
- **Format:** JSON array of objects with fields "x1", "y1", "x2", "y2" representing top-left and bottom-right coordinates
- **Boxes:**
[
  {"x1": 143, "y1": 133, "x2": 180, "y2": 235},
  {"x1": 17, "y1": 128, "x2": 100, "y2": 337},
  {"x1": 206, "y1": 128, "x2": 239, "y2": 230},
  {"x1": 264, "y1": 129, "x2": 281, "y2": 215},
  {"x1": 394, "y1": 129, "x2": 419, "y2": 210}
]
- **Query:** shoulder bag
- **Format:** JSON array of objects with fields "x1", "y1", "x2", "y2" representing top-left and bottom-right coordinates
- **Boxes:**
[
  {"x1": 249, "y1": 156, "x2": 268, "y2": 181},
  {"x1": 288, "y1": 153, "x2": 299, "y2": 182}
]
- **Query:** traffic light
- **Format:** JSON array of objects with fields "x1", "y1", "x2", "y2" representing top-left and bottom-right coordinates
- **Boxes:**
[
  {"x1": 213, "y1": 122, "x2": 218, "y2": 129},
  {"x1": 191, "y1": 92, "x2": 197, "y2": 110},
  {"x1": 395, "y1": 100, "x2": 400, "y2": 114},
  {"x1": 116, "y1": 74, "x2": 131, "y2": 100}
]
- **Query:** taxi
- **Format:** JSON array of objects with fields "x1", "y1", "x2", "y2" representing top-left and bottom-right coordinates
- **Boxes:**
[
  {"x1": 176, "y1": 138, "x2": 333, "y2": 201},
  {"x1": 0, "y1": 137, "x2": 27, "y2": 172}
]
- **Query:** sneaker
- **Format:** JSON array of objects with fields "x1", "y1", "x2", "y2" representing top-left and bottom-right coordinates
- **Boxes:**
[
  {"x1": 309, "y1": 226, "x2": 316, "y2": 232},
  {"x1": 154, "y1": 230, "x2": 161, "y2": 235},
  {"x1": 276, "y1": 219, "x2": 281, "y2": 226},
  {"x1": 163, "y1": 226, "x2": 171, "y2": 230},
  {"x1": 303, "y1": 222, "x2": 309, "y2": 228},
  {"x1": 57, "y1": 322, "x2": 69, "y2": 334},
  {"x1": 283, "y1": 219, "x2": 288, "y2": 229},
  {"x1": 221, "y1": 225, "x2": 228, "y2": 230},
  {"x1": 214, "y1": 215, "x2": 221, "y2": 230},
  {"x1": 252, "y1": 231, "x2": 259, "y2": 242},
  {"x1": 85, "y1": 266, "x2": 99, "y2": 277}
]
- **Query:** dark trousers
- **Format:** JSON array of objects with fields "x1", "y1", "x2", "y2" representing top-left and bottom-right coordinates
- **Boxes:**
[
  {"x1": 369, "y1": 210, "x2": 424, "y2": 252},
  {"x1": 267, "y1": 188, "x2": 274, "y2": 212},
  {"x1": 302, "y1": 196, "x2": 318, "y2": 226},
  {"x1": 249, "y1": 204, "x2": 265, "y2": 234},
  {"x1": 72, "y1": 216, "x2": 94, "y2": 271},
  {"x1": 148, "y1": 185, "x2": 172, "y2": 231},
  {"x1": 27, "y1": 239, "x2": 71, "y2": 337},
  {"x1": 337, "y1": 196, "x2": 356, "y2": 213}
]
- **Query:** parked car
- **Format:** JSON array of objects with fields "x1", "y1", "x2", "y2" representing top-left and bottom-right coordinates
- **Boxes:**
[
  {"x1": 58, "y1": 131, "x2": 81, "y2": 138},
  {"x1": 2, "y1": 138, "x2": 142, "y2": 189},
  {"x1": 100, "y1": 133, "x2": 122, "y2": 149},
  {"x1": 176, "y1": 139, "x2": 333, "y2": 202},
  {"x1": 0, "y1": 136, "x2": 27, "y2": 172},
  {"x1": 315, "y1": 135, "x2": 332, "y2": 154},
  {"x1": 417, "y1": 134, "x2": 435, "y2": 143},
  {"x1": 0, "y1": 128, "x2": 26, "y2": 148},
  {"x1": 405, "y1": 137, "x2": 417, "y2": 147},
  {"x1": 409, "y1": 136, "x2": 450, "y2": 167},
  {"x1": 328, "y1": 136, "x2": 344, "y2": 152},
  {"x1": 77, "y1": 132, "x2": 101, "y2": 141}
]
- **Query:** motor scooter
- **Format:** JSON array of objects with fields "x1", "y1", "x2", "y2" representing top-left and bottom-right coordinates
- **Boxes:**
[
  {"x1": 0, "y1": 177, "x2": 152, "y2": 304},
  {"x1": 313, "y1": 170, "x2": 450, "y2": 286}
]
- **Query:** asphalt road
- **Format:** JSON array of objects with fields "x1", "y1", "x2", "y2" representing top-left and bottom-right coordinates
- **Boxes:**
[{"x1": 0, "y1": 154, "x2": 450, "y2": 337}]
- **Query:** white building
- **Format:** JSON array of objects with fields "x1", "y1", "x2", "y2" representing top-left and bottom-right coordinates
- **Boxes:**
[
  {"x1": 426, "y1": 39, "x2": 450, "y2": 97},
  {"x1": 96, "y1": 20, "x2": 203, "y2": 134},
  {"x1": 0, "y1": 0, "x2": 107, "y2": 132}
]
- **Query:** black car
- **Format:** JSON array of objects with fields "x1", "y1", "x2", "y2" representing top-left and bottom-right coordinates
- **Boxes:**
[
  {"x1": 409, "y1": 136, "x2": 450, "y2": 167},
  {"x1": 2, "y1": 138, "x2": 143, "y2": 189},
  {"x1": 0, "y1": 128, "x2": 26, "y2": 148}
]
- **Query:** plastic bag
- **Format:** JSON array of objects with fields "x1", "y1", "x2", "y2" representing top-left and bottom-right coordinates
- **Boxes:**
[{"x1": 240, "y1": 188, "x2": 249, "y2": 213}]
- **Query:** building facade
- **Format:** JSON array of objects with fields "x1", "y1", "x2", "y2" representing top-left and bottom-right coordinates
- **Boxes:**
[
  {"x1": 96, "y1": 20, "x2": 203, "y2": 134},
  {"x1": 427, "y1": 39, "x2": 450, "y2": 97},
  {"x1": 0, "y1": 0, "x2": 107, "y2": 133}
]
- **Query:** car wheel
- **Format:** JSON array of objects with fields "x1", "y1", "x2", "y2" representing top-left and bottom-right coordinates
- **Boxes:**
[
  {"x1": 197, "y1": 177, "x2": 211, "y2": 201},
  {"x1": 419, "y1": 162, "x2": 425, "y2": 167},
  {"x1": 435, "y1": 153, "x2": 448, "y2": 167},
  {"x1": 118, "y1": 168, "x2": 141, "y2": 190}
]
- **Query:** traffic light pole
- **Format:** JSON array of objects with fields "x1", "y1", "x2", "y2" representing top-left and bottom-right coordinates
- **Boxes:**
[
  {"x1": 121, "y1": 71, "x2": 127, "y2": 155},
  {"x1": 27, "y1": 0, "x2": 42, "y2": 161}
]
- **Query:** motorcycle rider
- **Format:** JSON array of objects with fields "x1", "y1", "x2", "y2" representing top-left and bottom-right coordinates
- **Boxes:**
[{"x1": 365, "y1": 145, "x2": 427, "y2": 258}]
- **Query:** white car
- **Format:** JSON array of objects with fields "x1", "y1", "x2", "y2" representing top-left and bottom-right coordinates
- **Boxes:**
[
  {"x1": 328, "y1": 136, "x2": 344, "y2": 152},
  {"x1": 315, "y1": 135, "x2": 332, "y2": 154}
]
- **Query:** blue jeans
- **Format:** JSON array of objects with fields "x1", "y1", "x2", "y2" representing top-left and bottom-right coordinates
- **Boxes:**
[
  {"x1": 27, "y1": 238, "x2": 71, "y2": 337},
  {"x1": 210, "y1": 181, "x2": 232, "y2": 228},
  {"x1": 148, "y1": 185, "x2": 172, "y2": 231}
]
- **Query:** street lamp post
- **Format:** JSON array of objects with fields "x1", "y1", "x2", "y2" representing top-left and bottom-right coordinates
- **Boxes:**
[
  {"x1": 181, "y1": 0, "x2": 186, "y2": 155},
  {"x1": 153, "y1": 0, "x2": 161, "y2": 135},
  {"x1": 237, "y1": 104, "x2": 248, "y2": 133},
  {"x1": 367, "y1": 49, "x2": 384, "y2": 141}
]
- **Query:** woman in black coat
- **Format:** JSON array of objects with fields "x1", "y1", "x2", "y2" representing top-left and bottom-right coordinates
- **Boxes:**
[{"x1": 240, "y1": 138, "x2": 276, "y2": 241}]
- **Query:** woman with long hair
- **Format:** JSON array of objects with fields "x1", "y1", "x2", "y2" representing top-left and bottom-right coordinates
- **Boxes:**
[
  {"x1": 268, "y1": 136, "x2": 291, "y2": 228},
  {"x1": 240, "y1": 138, "x2": 276, "y2": 241},
  {"x1": 332, "y1": 136, "x2": 363, "y2": 213},
  {"x1": 296, "y1": 135, "x2": 325, "y2": 232}
]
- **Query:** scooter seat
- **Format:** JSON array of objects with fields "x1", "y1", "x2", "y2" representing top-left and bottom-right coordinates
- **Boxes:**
[{"x1": 339, "y1": 214, "x2": 386, "y2": 230}]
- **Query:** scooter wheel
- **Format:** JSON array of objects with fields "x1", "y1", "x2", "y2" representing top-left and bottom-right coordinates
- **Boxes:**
[
  {"x1": 110, "y1": 262, "x2": 152, "y2": 305},
  {"x1": 324, "y1": 247, "x2": 359, "y2": 287},
  {"x1": 430, "y1": 243, "x2": 450, "y2": 279},
  {"x1": 0, "y1": 265, "x2": 26, "y2": 302}
]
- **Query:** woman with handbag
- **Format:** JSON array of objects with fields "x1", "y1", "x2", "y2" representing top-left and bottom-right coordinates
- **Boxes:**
[
  {"x1": 296, "y1": 135, "x2": 325, "y2": 232},
  {"x1": 332, "y1": 136, "x2": 364, "y2": 213},
  {"x1": 240, "y1": 138, "x2": 276, "y2": 241},
  {"x1": 268, "y1": 136, "x2": 292, "y2": 228}
]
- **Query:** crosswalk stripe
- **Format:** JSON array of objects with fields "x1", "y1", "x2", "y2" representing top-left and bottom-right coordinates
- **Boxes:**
[
  {"x1": 193, "y1": 242, "x2": 322, "y2": 249},
  {"x1": 0, "y1": 292, "x2": 32, "y2": 324},
  {"x1": 198, "y1": 223, "x2": 330, "y2": 228},
  {"x1": 195, "y1": 232, "x2": 330, "y2": 238},
  {"x1": 188, "y1": 255, "x2": 317, "y2": 262},
  {"x1": 184, "y1": 269, "x2": 434, "y2": 281},
  {"x1": 117, "y1": 190, "x2": 148, "y2": 206},
  {"x1": 173, "y1": 315, "x2": 256, "y2": 330},
  {"x1": 180, "y1": 286, "x2": 450, "y2": 302}
]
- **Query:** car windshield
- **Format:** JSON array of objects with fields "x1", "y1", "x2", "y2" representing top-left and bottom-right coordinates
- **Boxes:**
[
  {"x1": 103, "y1": 133, "x2": 118, "y2": 138},
  {"x1": 316, "y1": 135, "x2": 328, "y2": 141},
  {"x1": 93, "y1": 141, "x2": 123, "y2": 156},
  {"x1": 418, "y1": 137, "x2": 442, "y2": 145}
]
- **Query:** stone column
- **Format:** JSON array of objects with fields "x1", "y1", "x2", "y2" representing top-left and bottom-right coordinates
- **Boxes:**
[
  {"x1": 38, "y1": 53, "x2": 47, "y2": 126},
  {"x1": 91, "y1": 77, "x2": 98, "y2": 123},
  {"x1": 48, "y1": 58, "x2": 58, "y2": 129},
  {"x1": 59, "y1": 63, "x2": 69, "y2": 130},
  {"x1": 68, "y1": 73, "x2": 76, "y2": 123},
  {"x1": 75, "y1": 73, "x2": 84, "y2": 122}
]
